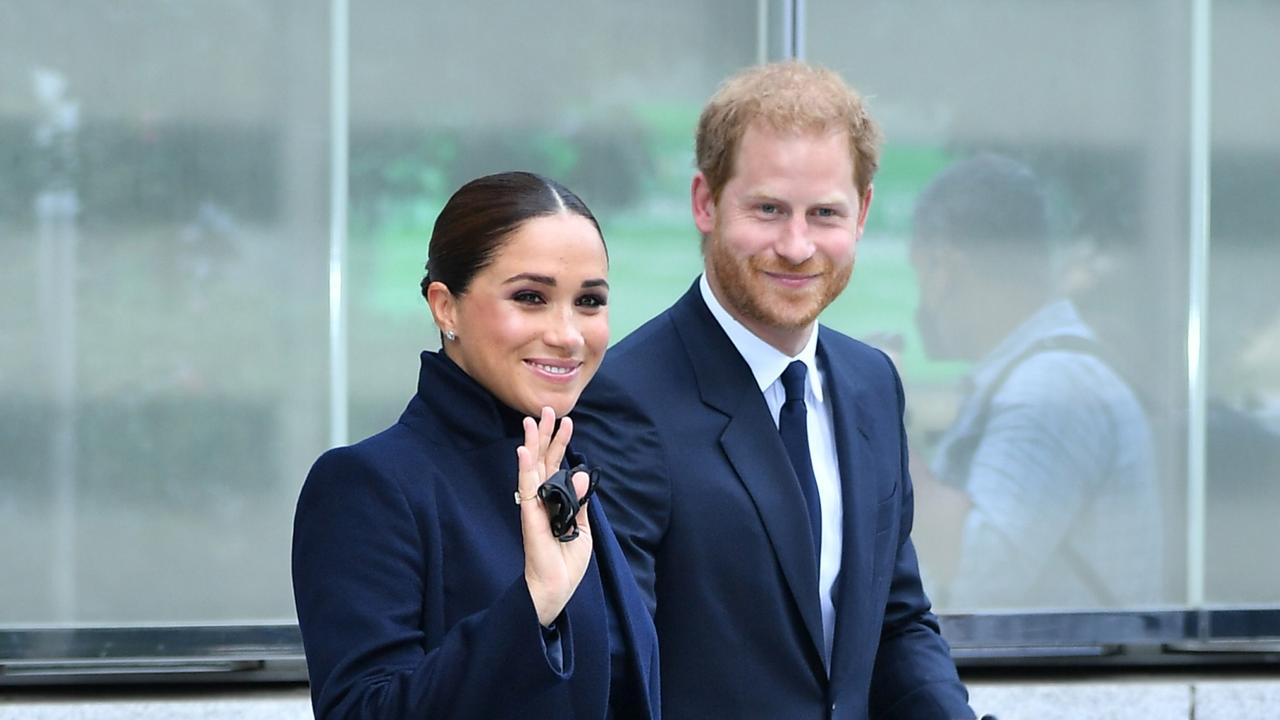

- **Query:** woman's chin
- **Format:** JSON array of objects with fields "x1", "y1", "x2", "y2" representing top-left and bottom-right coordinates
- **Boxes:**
[{"x1": 516, "y1": 393, "x2": 580, "y2": 420}]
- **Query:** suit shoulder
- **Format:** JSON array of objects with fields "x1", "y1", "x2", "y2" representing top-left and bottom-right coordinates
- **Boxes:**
[
  {"x1": 595, "y1": 310, "x2": 684, "y2": 388},
  {"x1": 818, "y1": 326, "x2": 896, "y2": 374}
]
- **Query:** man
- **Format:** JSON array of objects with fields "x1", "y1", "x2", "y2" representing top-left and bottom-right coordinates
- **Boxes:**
[
  {"x1": 908, "y1": 154, "x2": 1163, "y2": 609},
  {"x1": 574, "y1": 62, "x2": 974, "y2": 719}
]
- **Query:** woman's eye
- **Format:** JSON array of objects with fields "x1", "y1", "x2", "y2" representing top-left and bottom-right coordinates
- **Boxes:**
[
  {"x1": 577, "y1": 293, "x2": 608, "y2": 308},
  {"x1": 512, "y1": 290, "x2": 545, "y2": 305}
]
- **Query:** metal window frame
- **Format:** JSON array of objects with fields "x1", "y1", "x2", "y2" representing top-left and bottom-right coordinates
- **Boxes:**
[
  {"x1": 2, "y1": 609, "x2": 1279, "y2": 686},
  {"x1": 6, "y1": 0, "x2": 1272, "y2": 689}
]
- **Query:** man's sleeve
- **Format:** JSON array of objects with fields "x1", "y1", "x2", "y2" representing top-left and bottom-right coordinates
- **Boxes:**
[
  {"x1": 870, "y1": 352, "x2": 976, "y2": 720},
  {"x1": 571, "y1": 372, "x2": 671, "y2": 617}
]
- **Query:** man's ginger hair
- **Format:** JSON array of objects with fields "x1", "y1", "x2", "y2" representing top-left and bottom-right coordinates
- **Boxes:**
[{"x1": 695, "y1": 61, "x2": 882, "y2": 200}]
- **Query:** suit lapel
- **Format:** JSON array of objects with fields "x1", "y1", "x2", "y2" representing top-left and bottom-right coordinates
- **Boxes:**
[
  {"x1": 670, "y1": 285, "x2": 826, "y2": 669},
  {"x1": 818, "y1": 332, "x2": 881, "y2": 683}
]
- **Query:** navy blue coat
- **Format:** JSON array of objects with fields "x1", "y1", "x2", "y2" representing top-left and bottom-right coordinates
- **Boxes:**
[
  {"x1": 293, "y1": 351, "x2": 660, "y2": 719},
  {"x1": 573, "y1": 284, "x2": 973, "y2": 720}
]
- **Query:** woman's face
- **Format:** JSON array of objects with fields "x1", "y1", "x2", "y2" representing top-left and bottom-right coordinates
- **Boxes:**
[{"x1": 436, "y1": 212, "x2": 609, "y2": 418}]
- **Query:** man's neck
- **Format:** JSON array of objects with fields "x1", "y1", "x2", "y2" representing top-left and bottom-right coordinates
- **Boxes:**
[{"x1": 700, "y1": 273, "x2": 815, "y2": 359}]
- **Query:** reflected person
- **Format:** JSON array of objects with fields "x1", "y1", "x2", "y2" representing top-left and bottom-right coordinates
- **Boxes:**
[
  {"x1": 909, "y1": 155, "x2": 1163, "y2": 609},
  {"x1": 574, "y1": 62, "x2": 974, "y2": 719},
  {"x1": 292, "y1": 172, "x2": 659, "y2": 719}
]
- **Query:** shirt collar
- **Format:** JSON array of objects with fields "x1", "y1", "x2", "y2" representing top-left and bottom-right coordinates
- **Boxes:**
[{"x1": 699, "y1": 273, "x2": 824, "y2": 401}]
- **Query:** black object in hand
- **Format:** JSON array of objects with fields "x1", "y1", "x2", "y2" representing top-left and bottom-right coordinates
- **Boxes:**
[{"x1": 538, "y1": 464, "x2": 599, "y2": 542}]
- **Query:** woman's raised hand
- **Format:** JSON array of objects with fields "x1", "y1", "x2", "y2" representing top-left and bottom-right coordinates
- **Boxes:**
[{"x1": 517, "y1": 406, "x2": 594, "y2": 627}]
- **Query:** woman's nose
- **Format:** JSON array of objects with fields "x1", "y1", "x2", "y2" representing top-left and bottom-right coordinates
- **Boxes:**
[{"x1": 544, "y1": 308, "x2": 585, "y2": 352}]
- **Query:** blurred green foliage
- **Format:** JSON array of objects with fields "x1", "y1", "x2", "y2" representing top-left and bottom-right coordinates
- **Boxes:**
[{"x1": 347, "y1": 105, "x2": 969, "y2": 384}]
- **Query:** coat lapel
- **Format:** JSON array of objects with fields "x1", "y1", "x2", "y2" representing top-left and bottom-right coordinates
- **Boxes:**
[
  {"x1": 669, "y1": 285, "x2": 826, "y2": 670},
  {"x1": 588, "y1": 496, "x2": 659, "y2": 719}
]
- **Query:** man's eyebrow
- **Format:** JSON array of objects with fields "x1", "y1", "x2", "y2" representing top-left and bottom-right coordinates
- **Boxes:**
[
  {"x1": 812, "y1": 196, "x2": 851, "y2": 207},
  {"x1": 503, "y1": 273, "x2": 555, "y2": 286}
]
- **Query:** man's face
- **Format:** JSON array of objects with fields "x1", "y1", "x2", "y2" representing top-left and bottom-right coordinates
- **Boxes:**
[
  {"x1": 911, "y1": 235, "x2": 952, "y2": 358},
  {"x1": 694, "y1": 123, "x2": 871, "y2": 353}
]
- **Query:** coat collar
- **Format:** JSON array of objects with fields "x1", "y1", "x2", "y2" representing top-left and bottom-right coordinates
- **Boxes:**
[
  {"x1": 399, "y1": 350, "x2": 528, "y2": 447},
  {"x1": 401, "y1": 350, "x2": 657, "y2": 715}
]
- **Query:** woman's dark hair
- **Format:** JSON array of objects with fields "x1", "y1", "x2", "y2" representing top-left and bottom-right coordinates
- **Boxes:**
[{"x1": 421, "y1": 171, "x2": 604, "y2": 300}]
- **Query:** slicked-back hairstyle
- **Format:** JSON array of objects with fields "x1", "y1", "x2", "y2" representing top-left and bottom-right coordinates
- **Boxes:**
[
  {"x1": 695, "y1": 61, "x2": 883, "y2": 201},
  {"x1": 420, "y1": 171, "x2": 603, "y2": 300}
]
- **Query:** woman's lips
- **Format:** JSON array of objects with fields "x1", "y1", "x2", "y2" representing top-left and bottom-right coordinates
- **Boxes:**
[{"x1": 523, "y1": 359, "x2": 582, "y2": 383}]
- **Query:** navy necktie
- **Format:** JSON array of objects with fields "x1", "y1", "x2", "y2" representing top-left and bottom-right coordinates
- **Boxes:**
[{"x1": 779, "y1": 360, "x2": 822, "y2": 565}]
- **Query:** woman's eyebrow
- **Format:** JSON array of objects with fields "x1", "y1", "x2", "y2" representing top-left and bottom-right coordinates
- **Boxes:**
[{"x1": 502, "y1": 272, "x2": 556, "y2": 286}]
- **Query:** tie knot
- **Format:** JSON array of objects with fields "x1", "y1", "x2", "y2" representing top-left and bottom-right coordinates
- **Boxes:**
[{"x1": 781, "y1": 361, "x2": 807, "y2": 403}]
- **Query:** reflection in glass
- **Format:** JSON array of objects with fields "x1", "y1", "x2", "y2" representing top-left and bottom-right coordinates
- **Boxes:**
[
  {"x1": 1204, "y1": 0, "x2": 1280, "y2": 605},
  {"x1": 808, "y1": 0, "x2": 1191, "y2": 611},
  {"x1": 346, "y1": 0, "x2": 757, "y2": 439},
  {"x1": 907, "y1": 156, "x2": 1163, "y2": 609},
  {"x1": 0, "y1": 2, "x2": 329, "y2": 624}
]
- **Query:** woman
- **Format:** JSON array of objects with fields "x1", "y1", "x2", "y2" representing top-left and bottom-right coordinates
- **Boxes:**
[{"x1": 292, "y1": 171, "x2": 659, "y2": 719}]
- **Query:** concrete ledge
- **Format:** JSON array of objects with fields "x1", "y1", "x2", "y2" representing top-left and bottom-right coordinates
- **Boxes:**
[
  {"x1": 0, "y1": 687, "x2": 312, "y2": 720},
  {"x1": 2, "y1": 677, "x2": 1279, "y2": 718},
  {"x1": 966, "y1": 673, "x2": 1280, "y2": 720}
]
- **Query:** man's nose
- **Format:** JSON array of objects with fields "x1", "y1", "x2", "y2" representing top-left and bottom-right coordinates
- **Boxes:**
[{"x1": 775, "y1": 215, "x2": 816, "y2": 265}]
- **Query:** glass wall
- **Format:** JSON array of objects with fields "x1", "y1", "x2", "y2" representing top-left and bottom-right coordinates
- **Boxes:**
[
  {"x1": 809, "y1": 0, "x2": 1278, "y2": 614},
  {"x1": 2, "y1": 1, "x2": 329, "y2": 624},
  {"x1": 1, "y1": 0, "x2": 1276, "y2": 673},
  {"x1": 808, "y1": 0, "x2": 1192, "y2": 612},
  {"x1": 1204, "y1": 0, "x2": 1280, "y2": 606},
  {"x1": 345, "y1": 0, "x2": 756, "y2": 440}
]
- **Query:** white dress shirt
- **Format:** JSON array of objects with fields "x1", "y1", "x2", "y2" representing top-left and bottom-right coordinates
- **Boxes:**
[{"x1": 700, "y1": 274, "x2": 844, "y2": 664}]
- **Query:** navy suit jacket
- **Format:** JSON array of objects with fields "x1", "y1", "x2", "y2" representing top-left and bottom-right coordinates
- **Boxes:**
[
  {"x1": 573, "y1": 283, "x2": 973, "y2": 720},
  {"x1": 293, "y1": 351, "x2": 660, "y2": 719}
]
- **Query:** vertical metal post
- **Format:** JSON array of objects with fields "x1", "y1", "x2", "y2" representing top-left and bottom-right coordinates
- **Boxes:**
[
  {"x1": 1185, "y1": 0, "x2": 1212, "y2": 608},
  {"x1": 760, "y1": 0, "x2": 800, "y2": 63},
  {"x1": 32, "y1": 67, "x2": 81, "y2": 620},
  {"x1": 329, "y1": 0, "x2": 350, "y2": 449},
  {"x1": 792, "y1": 0, "x2": 806, "y2": 60}
]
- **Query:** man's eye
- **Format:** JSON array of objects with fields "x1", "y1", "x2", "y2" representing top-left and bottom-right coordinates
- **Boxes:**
[
  {"x1": 760, "y1": 204, "x2": 778, "y2": 214},
  {"x1": 813, "y1": 207, "x2": 837, "y2": 218}
]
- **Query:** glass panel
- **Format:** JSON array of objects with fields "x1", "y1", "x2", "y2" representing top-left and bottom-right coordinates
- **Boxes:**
[
  {"x1": 808, "y1": 0, "x2": 1189, "y2": 611},
  {"x1": 0, "y1": 2, "x2": 329, "y2": 624},
  {"x1": 1204, "y1": 0, "x2": 1280, "y2": 606},
  {"x1": 346, "y1": 0, "x2": 760, "y2": 439}
]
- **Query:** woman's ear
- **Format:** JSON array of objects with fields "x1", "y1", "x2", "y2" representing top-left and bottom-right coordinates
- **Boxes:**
[{"x1": 425, "y1": 281, "x2": 458, "y2": 338}]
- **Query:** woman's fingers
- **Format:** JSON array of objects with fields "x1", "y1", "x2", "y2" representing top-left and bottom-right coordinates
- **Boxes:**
[
  {"x1": 570, "y1": 469, "x2": 591, "y2": 536},
  {"x1": 536, "y1": 407, "x2": 555, "y2": 467},
  {"x1": 517, "y1": 418, "x2": 542, "y2": 506},
  {"x1": 545, "y1": 414, "x2": 573, "y2": 475},
  {"x1": 571, "y1": 469, "x2": 590, "y2": 502}
]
